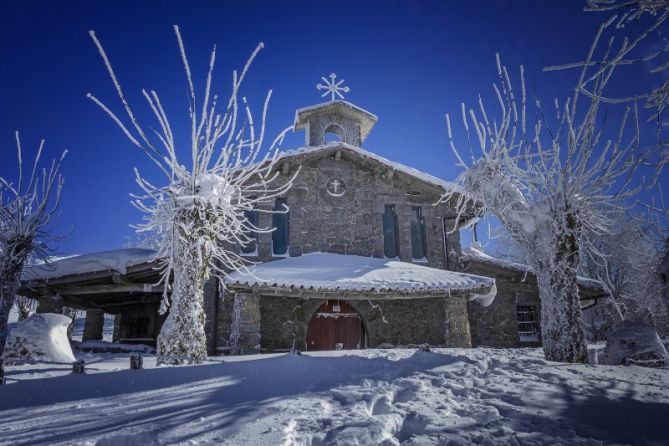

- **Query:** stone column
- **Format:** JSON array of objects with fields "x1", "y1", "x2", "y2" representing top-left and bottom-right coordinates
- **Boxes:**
[
  {"x1": 444, "y1": 292, "x2": 472, "y2": 348},
  {"x1": 36, "y1": 294, "x2": 63, "y2": 314},
  {"x1": 62, "y1": 307, "x2": 77, "y2": 341},
  {"x1": 229, "y1": 291, "x2": 261, "y2": 355},
  {"x1": 82, "y1": 309, "x2": 105, "y2": 341},
  {"x1": 203, "y1": 277, "x2": 218, "y2": 355},
  {"x1": 113, "y1": 313, "x2": 122, "y2": 342}
]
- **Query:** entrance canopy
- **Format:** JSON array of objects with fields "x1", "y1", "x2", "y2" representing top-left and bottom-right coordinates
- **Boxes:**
[{"x1": 226, "y1": 252, "x2": 495, "y2": 301}]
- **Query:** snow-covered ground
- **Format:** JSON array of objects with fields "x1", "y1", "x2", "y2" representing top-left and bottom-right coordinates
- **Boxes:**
[{"x1": 1, "y1": 347, "x2": 668, "y2": 445}]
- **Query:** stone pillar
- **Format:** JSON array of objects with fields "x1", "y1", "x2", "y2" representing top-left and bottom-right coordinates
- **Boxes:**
[
  {"x1": 62, "y1": 307, "x2": 77, "y2": 341},
  {"x1": 82, "y1": 309, "x2": 105, "y2": 341},
  {"x1": 444, "y1": 293, "x2": 472, "y2": 348},
  {"x1": 229, "y1": 291, "x2": 261, "y2": 355},
  {"x1": 36, "y1": 294, "x2": 63, "y2": 314},
  {"x1": 203, "y1": 277, "x2": 218, "y2": 355},
  {"x1": 113, "y1": 313, "x2": 121, "y2": 342}
]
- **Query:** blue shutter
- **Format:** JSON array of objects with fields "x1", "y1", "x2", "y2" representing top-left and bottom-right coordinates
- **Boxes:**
[
  {"x1": 241, "y1": 209, "x2": 258, "y2": 254},
  {"x1": 383, "y1": 205, "x2": 399, "y2": 258},
  {"x1": 410, "y1": 207, "x2": 426, "y2": 259},
  {"x1": 272, "y1": 198, "x2": 289, "y2": 255}
]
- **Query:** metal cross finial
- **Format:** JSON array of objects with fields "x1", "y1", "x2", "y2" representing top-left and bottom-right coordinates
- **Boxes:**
[{"x1": 316, "y1": 73, "x2": 350, "y2": 101}]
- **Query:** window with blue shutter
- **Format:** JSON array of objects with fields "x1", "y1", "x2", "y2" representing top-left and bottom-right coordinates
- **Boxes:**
[
  {"x1": 241, "y1": 208, "x2": 258, "y2": 255},
  {"x1": 272, "y1": 198, "x2": 289, "y2": 256},
  {"x1": 410, "y1": 206, "x2": 427, "y2": 260},
  {"x1": 383, "y1": 205, "x2": 399, "y2": 258}
]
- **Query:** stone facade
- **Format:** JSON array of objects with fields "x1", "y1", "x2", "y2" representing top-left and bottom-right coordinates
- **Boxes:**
[
  {"x1": 243, "y1": 148, "x2": 462, "y2": 268},
  {"x1": 203, "y1": 138, "x2": 479, "y2": 353},
  {"x1": 201, "y1": 100, "x2": 505, "y2": 354},
  {"x1": 209, "y1": 290, "x2": 475, "y2": 353},
  {"x1": 82, "y1": 309, "x2": 105, "y2": 342},
  {"x1": 465, "y1": 262, "x2": 542, "y2": 348}
]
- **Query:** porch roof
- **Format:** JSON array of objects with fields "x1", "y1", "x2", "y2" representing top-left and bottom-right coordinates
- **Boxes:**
[{"x1": 225, "y1": 252, "x2": 495, "y2": 295}]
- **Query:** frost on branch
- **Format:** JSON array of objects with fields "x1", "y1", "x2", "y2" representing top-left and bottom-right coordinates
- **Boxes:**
[
  {"x1": 0, "y1": 133, "x2": 66, "y2": 358},
  {"x1": 88, "y1": 26, "x2": 296, "y2": 364},
  {"x1": 440, "y1": 39, "x2": 665, "y2": 362}
]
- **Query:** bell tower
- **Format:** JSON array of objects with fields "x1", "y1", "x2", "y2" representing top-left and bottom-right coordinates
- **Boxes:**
[{"x1": 293, "y1": 73, "x2": 377, "y2": 148}]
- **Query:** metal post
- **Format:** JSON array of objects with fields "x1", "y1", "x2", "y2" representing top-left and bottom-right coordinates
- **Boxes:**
[
  {"x1": 130, "y1": 353, "x2": 143, "y2": 370},
  {"x1": 72, "y1": 359, "x2": 85, "y2": 374},
  {"x1": 0, "y1": 359, "x2": 5, "y2": 385}
]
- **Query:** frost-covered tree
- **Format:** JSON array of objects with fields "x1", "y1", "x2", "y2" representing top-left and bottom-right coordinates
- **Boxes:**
[
  {"x1": 581, "y1": 211, "x2": 668, "y2": 335},
  {"x1": 441, "y1": 6, "x2": 667, "y2": 361},
  {"x1": 0, "y1": 133, "x2": 66, "y2": 356},
  {"x1": 88, "y1": 26, "x2": 296, "y2": 364},
  {"x1": 15, "y1": 296, "x2": 36, "y2": 322},
  {"x1": 661, "y1": 238, "x2": 669, "y2": 311}
]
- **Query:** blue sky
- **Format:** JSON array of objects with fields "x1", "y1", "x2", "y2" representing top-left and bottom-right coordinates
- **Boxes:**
[{"x1": 0, "y1": 0, "x2": 664, "y2": 255}]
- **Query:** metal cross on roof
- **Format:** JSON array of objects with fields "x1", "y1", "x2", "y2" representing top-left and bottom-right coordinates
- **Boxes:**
[{"x1": 316, "y1": 73, "x2": 350, "y2": 101}]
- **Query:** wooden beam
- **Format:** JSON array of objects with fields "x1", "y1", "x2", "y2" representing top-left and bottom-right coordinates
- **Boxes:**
[{"x1": 56, "y1": 283, "x2": 165, "y2": 296}]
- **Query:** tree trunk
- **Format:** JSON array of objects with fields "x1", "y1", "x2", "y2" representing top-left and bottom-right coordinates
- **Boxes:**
[
  {"x1": 0, "y1": 274, "x2": 21, "y2": 357},
  {"x1": 156, "y1": 209, "x2": 209, "y2": 365},
  {"x1": 535, "y1": 212, "x2": 588, "y2": 363}
]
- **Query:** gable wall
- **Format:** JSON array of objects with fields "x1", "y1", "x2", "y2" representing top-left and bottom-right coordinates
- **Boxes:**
[{"x1": 247, "y1": 149, "x2": 462, "y2": 270}]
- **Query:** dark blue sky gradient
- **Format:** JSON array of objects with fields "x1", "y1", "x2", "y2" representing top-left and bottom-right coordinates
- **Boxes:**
[{"x1": 1, "y1": 0, "x2": 665, "y2": 255}]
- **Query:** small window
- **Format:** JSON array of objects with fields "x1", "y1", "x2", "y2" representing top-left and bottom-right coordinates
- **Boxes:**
[
  {"x1": 410, "y1": 207, "x2": 427, "y2": 260},
  {"x1": 272, "y1": 198, "x2": 289, "y2": 256},
  {"x1": 324, "y1": 132, "x2": 341, "y2": 143},
  {"x1": 241, "y1": 208, "x2": 258, "y2": 255},
  {"x1": 323, "y1": 124, "x2": 344, "y2": 143},
  {"x1": 383, "y1": 205, "x2": 399, "y2": 258},
  {"x1": 517, "y1": 306, "x2": 539, "y2": 342}
]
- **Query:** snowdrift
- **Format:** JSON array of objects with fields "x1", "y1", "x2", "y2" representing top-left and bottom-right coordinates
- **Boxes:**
[
  {"x1": 2, "y1": 313, "x2": 75, "y2": 365},
  {"x1": 600, "y1": 321, "x2": 668, "y2": 367}
]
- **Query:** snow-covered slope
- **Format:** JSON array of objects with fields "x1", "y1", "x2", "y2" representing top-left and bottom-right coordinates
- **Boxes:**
[{"x1": 1, "y1": 348, "x2": 667, "y2": 445}]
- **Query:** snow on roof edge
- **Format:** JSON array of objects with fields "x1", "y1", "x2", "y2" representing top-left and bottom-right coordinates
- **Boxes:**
[
  {"x1": 277, "y1": 142, "x2": 463, "y2": 194},
  {"x1": 22, "y1": 248, "x2": 159, "y2": 282},
  {"x1": 461, "y1": 246, "x2": 605, "y2": 291},
  {"x1": 293, "y1": 100, "x2": 379, "y2": 127},
  {"x1": 225, "y1": 252, "x2": 495, "y2": 294}
]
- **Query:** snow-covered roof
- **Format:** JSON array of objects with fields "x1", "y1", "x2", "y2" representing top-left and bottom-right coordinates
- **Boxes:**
[
  {"x1": 294, "y1": 100, "x2": 378, "y2": 141},
  {"x1": 22, "y1": 248, "x2": 158, "y2": 282},
  {"x1": 461, "y1": 246, "x2": 605, "y2": 291},
  {"x1": 277, "y1": 142, "x2": 459, "y2": 194},
  {"x1": 225, "y1": 252, "x2": 494, "y2": 294}
]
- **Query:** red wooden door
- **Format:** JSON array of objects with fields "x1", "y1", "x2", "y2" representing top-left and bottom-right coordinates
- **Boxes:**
[{"x1": 306, "y1": 300, "x2": 365, "y2": 351}]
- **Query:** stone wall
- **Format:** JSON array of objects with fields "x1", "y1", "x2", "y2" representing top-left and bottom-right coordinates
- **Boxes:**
[
  {"x1": 215, "y1": 292, "x2": 472, "y2": 353},
  {"x1": 207, "y1": 146, "x2": 481, "y2": 354},
  {"x1": 244, "y1": 146, "x2": 462, "y2": 270},
  {"x1": 306, "y1": 112, "x2": 361, "y2": 147},
  {"x1": 464, "y1": 261, "x2": 541, "y2": 348}
]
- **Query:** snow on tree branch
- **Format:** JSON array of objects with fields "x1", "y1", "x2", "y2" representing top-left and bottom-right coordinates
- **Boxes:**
[
  {"x1": 88, "y1": 26, "x2": 297, "y2": 364},
  {"x1": 439, "y1": 31, "x2": 665, "y2": 362},
  {"x1": 0, "y1": 132, "x2": 66, "y2": 357}
]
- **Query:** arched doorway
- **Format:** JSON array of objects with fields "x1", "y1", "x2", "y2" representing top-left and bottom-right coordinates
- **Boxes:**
[{"x1": 306, "y1": 300, "x2": 365, "y2": 351}]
